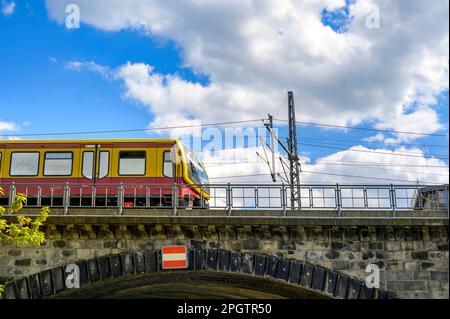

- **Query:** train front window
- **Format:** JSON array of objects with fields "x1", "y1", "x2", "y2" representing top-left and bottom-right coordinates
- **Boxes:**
[
  {"x1": 184, "y1": 146, "x2": 209, "y2": 186},
  {"x1": 189, "y1": 161, "x2": 208, "y2": 185}
]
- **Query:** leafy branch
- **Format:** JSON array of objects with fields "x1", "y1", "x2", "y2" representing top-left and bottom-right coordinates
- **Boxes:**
[{"x1": 0, "y1": 187, "x2": 49, "y2": 297}]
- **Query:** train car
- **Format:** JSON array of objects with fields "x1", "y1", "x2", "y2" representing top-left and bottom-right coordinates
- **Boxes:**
[{"x1": 0, "y1": 139, "x2": 210, "y2": 208}]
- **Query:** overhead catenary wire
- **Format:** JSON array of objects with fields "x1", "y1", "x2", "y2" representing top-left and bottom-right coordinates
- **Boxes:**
[
  {"x1": 157, "y1": 134, "x2": 449, "y2": 149},
  {"x1": 203, "y1": 157, "x2": 449, "y2": 169},
  {"x1": 298, "y1": 142, "x2": 449, "y2": 160},
  {"x1": 208, "y1": 171, "x2": 445, "y2": 185},
  {"x1": 184, "y1": 138, "x2": 449, "y2": 159},
  {"x1": 297, "y1": 141, "x2": 448, "y2": 157},
  {"x1": 204, "y1": 159, "x2": 448, "y2": 176},
  {"x1": 2, "y1": 117, "x2": 448, "y2": 138},
  {"x1": 0, "y1": 119, "x2": 265, "y2": 137},
  {"x1": 273, "y1": 118, "x2": 448, "y2": 137},
  {"x1": 301, "y1": 160, "x2": 449, "y2": 168},
  {"x1": 301, "y1": 170, "x2": 447, "y2": 184},
  {"x1": 299, "y1": 136, "x2": 449, "y2": 149}
]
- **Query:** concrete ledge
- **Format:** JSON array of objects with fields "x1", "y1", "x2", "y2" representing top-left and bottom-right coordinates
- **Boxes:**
[{"x1": 3, "y1": 211, "x2": 448, "y2": 226}]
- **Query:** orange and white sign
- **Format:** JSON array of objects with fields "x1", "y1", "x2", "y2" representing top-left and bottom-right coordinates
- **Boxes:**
[{"x1": 161, "y1": 245, "x2": 188, "y2": 269}]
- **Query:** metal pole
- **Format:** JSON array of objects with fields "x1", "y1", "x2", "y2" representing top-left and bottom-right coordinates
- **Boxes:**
[
  {"x1": 390, "y1": 184, "x2": 396, "y2": 218},
  {"x1": 172, "y1": 183, "x2": 177, "y2": 216},
  {"x1": 8, "y1": 182, "x2": 16, "y2": 212},
  {"x1": 63, "y1": 182, "x2": 69, "y2": 215},
  {"x1": 117, "y1": 182, "x2": 124, "y2": 215},
  {"x1": 227, "y1": 183, "x2": 232, "y2": 216},
  {"x1": 288, "y1": 91, "x2": 301, "y2": 210},
  {"x1": 336, "y1": 183, "x2": 341, "y2": 217},
  {"x1": 263, "y1": 114, "x2": 277, "y2": 183},
  {"x1": 445, "y1": 184, "x2": 449, "y2": 218},
  {"x1": 268, "y1": 115, "x2": 276, "y2": 182}
]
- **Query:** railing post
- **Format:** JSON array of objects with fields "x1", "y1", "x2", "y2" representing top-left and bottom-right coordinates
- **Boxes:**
[
  {"x1": 63, "y1": 182, "x2": 69, "y2": 215},
  {"x1": 363, "y1": 187, "x2": 368, "y2": 209},
  {"x1": 172, "y1": 183, "x2": 177, "y2": 216},
  {"x1": 37, "y1": 186, "x2": 42, "y2": 207},
  {"x1": 117, "y1": 183, "x2": 124, "y2": 215},
  {"x1": 336, "y1": 183, "x2": 341, "y2": 217},
  {"x1": 445, "y1": 184, "x2": 449, "y2": 218},
  {"x1": 281, "y1": 183, "x2": 286, "y2": 216},
  {"x1": 91, "y1": 186, "x2": 96, "y2": 208},
  {"x1": 390, "y1": 184, "x2": 396, "y2": 218},
  {"x1": 200, "y1": 186, "x2": 204, "y2": 208},
  {"x1": 8, "y1": 182, "x2": 16, "y2": 212},
  {"x1": 227, "y1": 183, "x2": 232, "y2": 216}
]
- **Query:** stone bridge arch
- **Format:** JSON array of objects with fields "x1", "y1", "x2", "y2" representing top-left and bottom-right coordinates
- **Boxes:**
[{"x1": 2, "y1": 249, "x2": 395, "y2": 299}]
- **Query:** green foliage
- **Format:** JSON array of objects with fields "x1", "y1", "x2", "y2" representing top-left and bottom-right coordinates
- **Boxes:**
[{"x1": 0, "y1": 187, "x2": 49, "y2": 296}]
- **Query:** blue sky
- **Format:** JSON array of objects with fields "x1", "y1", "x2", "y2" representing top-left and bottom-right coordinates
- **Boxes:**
[
  {"x1": 0, "y1": 1, "x2": 448, "y2": 184},
  {"x1": 0, "y1": 1, "x2": 192, "y2": 137}
]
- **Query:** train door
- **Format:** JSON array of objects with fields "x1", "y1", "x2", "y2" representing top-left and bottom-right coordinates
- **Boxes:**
[
  {"x1": 81, "y1": 144, "x2": 112, "y2": 184},
  {"x1": 80, "y1": 144, "x2": 112, "y2": 206},
  {"x1": 153, "y1": 147, "x2": 174, "y2": 207}
]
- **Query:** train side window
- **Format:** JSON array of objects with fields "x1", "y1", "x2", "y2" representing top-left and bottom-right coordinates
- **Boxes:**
[
  {"x1": 98, "y1": 151, "x2": 109, "y2": 179},
  {"x1": 119, "y1": 151, "x2": 146, "y2": 175},
  {"x1": 163, "y1": 151, "x2": 173, "y2": 178},
  {"x1": 10, "y1": 152, "x2": 40, "y2": 176},
  {"x1": 82, "y1": 151, "x2": 94, "y2": 179},
  {"x1": 43, "y1": 152, "x2": 73, "y2": 176}
]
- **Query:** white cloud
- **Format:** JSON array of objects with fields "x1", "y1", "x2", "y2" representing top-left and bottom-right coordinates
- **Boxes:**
[
  {"x1": 48, "y1": 56, "x2": 59, "y2": 64},
  {"x1": 48, "y1": 1, "x2": 449, "y2": 187},
  {"x1": 0, "y1": 120, "x2": 18, "y2": 140},
  {"x1": 204, "y1": 145, "x2": 449, "y2": 185},
  {"x1": 0, "y1": 121, "x2": 17, "y2": 132},
  {"x1": 300, "y1": 146, "x2": 449, "y2": 184},
  {"x1": 65, "y1": 60, "x2": 114, "y2": 80},
  {"x1": 374, "y1": 105, "x2": 443, "y2": 142},
  {"x1": 46, "y1": 0, "x2": 449, "y2": 140},
  {"x1": 1, "y1": 1, "x2": 15, "y2": 16},
  {"x1": 115, "y1": 61, "x2": 271, "y2": 129},
  {"x1": 362, "y1": 133, "x2": 385, "y2": 143}
]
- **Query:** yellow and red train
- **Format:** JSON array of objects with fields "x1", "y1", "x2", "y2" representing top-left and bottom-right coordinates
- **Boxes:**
[{"x1": 0, "y1": 139, "x2": 209, "y2": 207}]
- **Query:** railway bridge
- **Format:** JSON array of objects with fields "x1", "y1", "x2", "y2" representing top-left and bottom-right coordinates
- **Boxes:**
[{"x1": 0, "y1": 183, "x2": 449, "y2": 299}]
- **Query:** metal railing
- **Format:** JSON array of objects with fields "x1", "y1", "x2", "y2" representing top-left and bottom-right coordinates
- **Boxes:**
[{"x1": 0, "y1": 182, "x2": 448, "y2": 216}]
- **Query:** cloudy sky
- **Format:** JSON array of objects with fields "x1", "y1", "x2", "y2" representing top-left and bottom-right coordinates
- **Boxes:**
[{"x1": 0, "y1": 0, "x2": 448, "y2": 184}]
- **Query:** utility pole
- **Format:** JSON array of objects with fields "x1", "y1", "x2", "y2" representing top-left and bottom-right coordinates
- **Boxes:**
[
  {"x1": 263, "y1": 114, "x2": 276, "y2": 182},
  {"x1": 287, "y1": 91, "x2": 301, "y2": 209},
  {"x1": 262, "y1": 91, "x2": 302, "y2": 209}
]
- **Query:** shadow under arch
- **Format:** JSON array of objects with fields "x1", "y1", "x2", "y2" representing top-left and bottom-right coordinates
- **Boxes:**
[
  {"x1": 2, "y1": 249, "x2": 396, "y2": 299},
  {"x1": 50, "y1": 271, "x2": 328, "y2": 299}
]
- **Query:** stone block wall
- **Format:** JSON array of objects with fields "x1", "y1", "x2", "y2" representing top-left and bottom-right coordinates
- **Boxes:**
[{"x1": 0, "y1": 223, "x2": 448, "y2": 299}]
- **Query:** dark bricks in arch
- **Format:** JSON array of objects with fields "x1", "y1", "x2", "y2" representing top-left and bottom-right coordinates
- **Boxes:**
[{"x1": 1, "y1": 249, "x2": 390, "y2": 300}]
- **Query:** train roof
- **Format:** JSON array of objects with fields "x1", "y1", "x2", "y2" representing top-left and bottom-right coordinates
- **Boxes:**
[{"x1": 0, "y1": 138, "x2": 179, "y2": 144}]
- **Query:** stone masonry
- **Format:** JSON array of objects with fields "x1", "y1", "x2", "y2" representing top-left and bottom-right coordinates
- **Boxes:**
[{"x1": 0, "y1": 217, "x2": 448, "y2": 299}]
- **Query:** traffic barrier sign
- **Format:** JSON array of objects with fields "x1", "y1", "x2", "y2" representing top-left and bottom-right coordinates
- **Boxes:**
[{"x1": 161, "y1": 245, "x2": 188, "y2": 269}]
